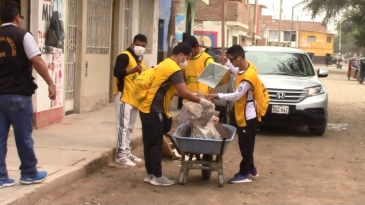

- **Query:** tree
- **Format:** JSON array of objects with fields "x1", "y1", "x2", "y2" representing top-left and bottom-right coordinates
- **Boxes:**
[{"x1": 304, "y1": 0, "x2": 365, "y2": 48}]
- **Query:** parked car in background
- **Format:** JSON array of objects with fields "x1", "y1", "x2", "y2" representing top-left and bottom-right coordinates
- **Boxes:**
[{"x1": 205, "y1": 46, "x2": 329, "y2": 136}]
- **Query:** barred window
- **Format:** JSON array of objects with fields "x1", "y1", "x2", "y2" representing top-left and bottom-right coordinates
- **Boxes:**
[
  {"x1": 269, "y1": 30, "x2": 278, "y2": 40},
  {"x1": 307, "y1": 36, "x2": 316, "y2": 43},
  {"x1": 86, "y1": 0, "x2": 112, "y2": 54},
  {"x1": 326, "y1": 37, "x2": 332, "y2": 43},
  {"x1": 139, "y1": 0, "x2": 154, "y2": 54},
  {"x1": 123, "y1": 0, "x2": 132, "y2": 49}
]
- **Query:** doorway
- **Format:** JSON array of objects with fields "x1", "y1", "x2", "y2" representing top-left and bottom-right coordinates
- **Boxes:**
[
  {"x1": 157, "y1": 19, "x2": 164, "y2": 64},
  {"x1": 64, "y1": 0, "x2": 77, "y2": 115}
]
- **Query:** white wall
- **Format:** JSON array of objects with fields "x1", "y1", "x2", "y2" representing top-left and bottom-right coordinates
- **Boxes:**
[
  {"x1": 30, "y1": 0, "x2": 65, "y2": 112},
  {"x1": 130, "y1": 0, "x2": 159, "y2": 68}
]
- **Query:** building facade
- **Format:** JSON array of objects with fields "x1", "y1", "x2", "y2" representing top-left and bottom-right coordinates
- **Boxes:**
[
  {"x1": 194, "y1": 0, "x2": 251, "y2": 47},
  {"x1": 261, "y1": 15, "x2": 335, "y2": 64},
  {"x1": 12, "y1": 0, "x2": 160, "y2": 128}
]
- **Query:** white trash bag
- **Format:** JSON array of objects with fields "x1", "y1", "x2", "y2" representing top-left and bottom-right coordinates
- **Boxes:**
[{"x1": 183, "y1": 100, "x2": 221, "y2": 140}]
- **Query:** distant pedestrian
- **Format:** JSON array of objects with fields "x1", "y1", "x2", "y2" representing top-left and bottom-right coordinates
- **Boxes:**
[
  {"x1": 0, "y1": 0, "x2": 56, "y2": 188},
  {"x1": 326, "y1": 55, "x2": 330, "y2": 67},
  {"x1": 112, "y1": 34, "x2": 147, "y2": 166}
]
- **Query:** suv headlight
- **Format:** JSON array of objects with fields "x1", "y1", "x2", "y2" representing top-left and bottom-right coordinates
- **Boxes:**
[{"x1": 307, "y1": 85, "x2": 324, "y2": 96}]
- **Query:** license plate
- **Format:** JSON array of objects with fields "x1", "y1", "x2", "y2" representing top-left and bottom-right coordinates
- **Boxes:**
[{"x1": 272, "y1": 105, "x2": 289, "y2": 114}]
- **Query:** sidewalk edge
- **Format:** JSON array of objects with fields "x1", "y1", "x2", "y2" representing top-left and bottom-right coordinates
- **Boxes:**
[{"x1": 7, "y1": 148, "x2": 115, "y2": 205}]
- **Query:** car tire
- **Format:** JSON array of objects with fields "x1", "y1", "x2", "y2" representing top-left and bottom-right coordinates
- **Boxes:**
[{"x1": 308, "y1": 119, "x2": 327, "y2": 136}]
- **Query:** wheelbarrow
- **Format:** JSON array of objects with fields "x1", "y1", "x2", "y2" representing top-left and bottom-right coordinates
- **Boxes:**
[{"x1": 164, "y1": 123, "x2": 236, "y2": 187}]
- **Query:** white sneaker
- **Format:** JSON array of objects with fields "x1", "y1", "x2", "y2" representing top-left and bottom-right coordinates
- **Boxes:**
[
  {"x1": 144, "y1": 173, "x2": 154, "y2": 183},
  {"x1": 128, "y1": 153, "x2": 142, "y2": 163},
  {"x1": 114, "y1": 157, "x2": 136, "y2": 167},
  {"x1": 150, "y1": 175, "x2": 175, "y2": 186}
]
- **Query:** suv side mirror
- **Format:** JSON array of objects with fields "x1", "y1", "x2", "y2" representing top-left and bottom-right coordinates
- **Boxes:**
[{"x1": 317, "y1": 68, "x2": 329, "y2": 78}]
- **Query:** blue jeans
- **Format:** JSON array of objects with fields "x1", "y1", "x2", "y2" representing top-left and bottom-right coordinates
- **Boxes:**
[{"x1": 0, "y1": 95, "x2": 38, "y2": 180}]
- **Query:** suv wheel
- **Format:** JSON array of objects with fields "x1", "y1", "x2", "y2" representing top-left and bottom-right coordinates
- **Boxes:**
[{"x1": 308, "y1": 119, "x2": 327, "y2": 136}]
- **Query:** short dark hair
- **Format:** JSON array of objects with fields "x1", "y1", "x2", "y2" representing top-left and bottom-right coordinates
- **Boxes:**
[
  {"x1": 133, "y1": 34, "x2": 147, "y2": 43},
  {"x1": 0, "y1": 0, "x2": 21, "y2": 23},
  {"x1": 184, "y1": 36, "x2": 199, "y2": 48},
  {"x1": 226, "y1": 44, "x2": 245, "y2": 58},
  {"x1": 172, "y1": 42, "x2": 192, "y2": 56}
]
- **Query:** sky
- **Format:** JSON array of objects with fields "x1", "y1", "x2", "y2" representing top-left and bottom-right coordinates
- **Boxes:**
[{"x1": 250, "y1": 0, "x2": 336, "y2": 32}]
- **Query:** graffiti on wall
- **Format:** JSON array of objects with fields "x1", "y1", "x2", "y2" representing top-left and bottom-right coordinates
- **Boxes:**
[
  {"x1": 193, "y1": 31, "x2": 218, "y2": 47},
  {"x1": 299, "y1": 37, "x2": 311, "y2": 48},
  {"x1": 38, "y1": 0, "x2": 64, "y2": 108}
]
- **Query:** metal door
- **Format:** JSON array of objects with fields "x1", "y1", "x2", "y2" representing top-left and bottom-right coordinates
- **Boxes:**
[{"x1": 65, "y1": 0, "x2": 77, "y2": 114}]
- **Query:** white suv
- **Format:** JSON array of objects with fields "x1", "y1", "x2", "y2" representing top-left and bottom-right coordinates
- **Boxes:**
[{"x1": 213, "y1": 46, "x2": 329, "y2": 136}]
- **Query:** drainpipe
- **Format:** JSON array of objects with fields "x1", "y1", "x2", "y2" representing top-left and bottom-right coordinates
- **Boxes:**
[
  {"x1": 278, "y1": 0, "x2": 282, "y2": 46},
  {"x1": 252, "y1": 0, "x2": 258, "y2": 46}
]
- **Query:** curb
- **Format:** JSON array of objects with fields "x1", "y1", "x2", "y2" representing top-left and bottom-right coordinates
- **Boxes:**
[{"x1": 6, "y1": 148, "x2": 115, "y2": 205}]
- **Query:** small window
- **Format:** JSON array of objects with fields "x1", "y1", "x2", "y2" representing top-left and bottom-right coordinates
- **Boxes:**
[
  {"x1": 326, "y1": 37, "x2": 332, "y2": 43},
  {"x1": 307, "y1": 36, "x2": 316, "y2": 43}
]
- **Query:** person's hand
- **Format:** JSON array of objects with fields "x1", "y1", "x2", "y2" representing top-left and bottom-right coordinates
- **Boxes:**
[
  {"x1": 199, "y1": 98, "x2": 213, "y2": 108},
  {"x1": 134, "y1": 64, "x2": 142, "y2": 73},
  {"x1": 221, "y1": 56, "x2": 228, "y2": 65},
  {"x1": 48, "y1": 84, "x2": 56, "y2": 100},
  {"x1": 207, "y1": 94, "x2": 217, "y2": 102},
  {"x1": 212, "y1": 115, "x2": 219, "y2": 125}
]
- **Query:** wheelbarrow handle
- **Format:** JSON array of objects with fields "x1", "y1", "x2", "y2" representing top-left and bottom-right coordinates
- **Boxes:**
[
  {"x1": 219, "y1": 138, "x2": 227, "y2": 156},
  {"x1": 164, "y1": 133, "x2": 182, "y2": 155}
]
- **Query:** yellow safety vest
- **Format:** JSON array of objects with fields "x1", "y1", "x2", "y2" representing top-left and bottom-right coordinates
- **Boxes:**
[
  {"x1": 184, "y1": 52, "x2": 213, "y2": 97},
  {"x1": 234, "y1": 62, "x2": 266, "y2": 127},
  {"x1": 138, "y1": 58, "x2": 181, "y2": 118},
  {"x1": 112, "y1": 51, "x2": 146, "y2": 108}
]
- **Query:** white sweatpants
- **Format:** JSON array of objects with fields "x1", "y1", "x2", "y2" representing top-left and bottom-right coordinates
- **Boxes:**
[{"x1": 114, "y1": 92, "x2": 138, "y2": 157}]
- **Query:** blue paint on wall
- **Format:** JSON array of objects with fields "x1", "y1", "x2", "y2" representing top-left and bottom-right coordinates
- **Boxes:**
[{"x1": 159, "y1": 0, "x2": 172, "y2": 51}]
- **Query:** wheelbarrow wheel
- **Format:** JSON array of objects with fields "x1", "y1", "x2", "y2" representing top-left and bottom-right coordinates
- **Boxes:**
[{"x1": 201, "y1": 154, "x2": 213, "y2": 180}]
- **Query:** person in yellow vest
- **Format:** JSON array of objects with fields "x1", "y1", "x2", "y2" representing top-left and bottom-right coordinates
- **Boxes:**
[
  {"x1": 177, "y1": 36, "x2": 215, "y2": 127},
  {"x1": 138, "y1": 42, "x2": 213, "y2": 186},
  {"x1": 113, "y1": 34, "x2": 147, "y2": 166},
  {"x1": 208, "y1": 45, "x2": 260, "y2": 184}
]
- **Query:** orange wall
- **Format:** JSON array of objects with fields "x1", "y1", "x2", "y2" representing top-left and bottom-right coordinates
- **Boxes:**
[{"x1": 298, "y1": 30, "x2": 334, "y2": 56}]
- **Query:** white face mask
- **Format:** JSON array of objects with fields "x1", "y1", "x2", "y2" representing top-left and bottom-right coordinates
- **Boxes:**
[
  {"x1": 133, "y1": 46, "x2": 145, "y2": 56},
  {"x1": 179, "y1": 57, "x2": 188, "y2": 68}
]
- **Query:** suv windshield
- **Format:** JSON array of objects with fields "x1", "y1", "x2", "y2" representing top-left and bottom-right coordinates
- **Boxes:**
[{"x1": 246, "y1": 51, "x2": 315, "y2": 77}]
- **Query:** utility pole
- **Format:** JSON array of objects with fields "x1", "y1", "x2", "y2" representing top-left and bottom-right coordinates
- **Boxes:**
[
  {"x1": 278, "y1": 0, "x2": 282, "y2": 46},
  {"x1": 167, "y1": 0, "x2": 185, "y2": 56},
  {"x1": 290, "y1": 1, "x2": 304, "y2": 48},
  {"x1": 252, "y1": 0, "x2": 258, "y2": 46},
  {"x1": 221, "y1": 0, "x2": 225, "y2": 56}
]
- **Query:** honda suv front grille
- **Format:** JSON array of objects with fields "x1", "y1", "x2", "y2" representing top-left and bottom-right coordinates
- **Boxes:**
[{"x1": 268, "y1": 88, "x2": 308, "y2": 103}]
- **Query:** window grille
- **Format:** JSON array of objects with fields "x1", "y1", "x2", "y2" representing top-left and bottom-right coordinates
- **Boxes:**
[
  {"x1": 86, "y1": 0, "x2": 112, "y2": 54},
  {"x1": 283, "y1": 31, "x2": 291, "y2": 41},
  {"x1": 326, "y1": 37, "x2": 332, "y2": 43},
  {"x1": 139, "y1": 0, "x2": 154, "y2": 54},
  {"x1": 269, "y1": 30, "x2": 278, "y2": 40},
  {"x1": 123, "y1": 0, "x2": 132, "y2": 48},
  {"x1": 307, "y1": 36, "x2": 316, "y2": 43}
]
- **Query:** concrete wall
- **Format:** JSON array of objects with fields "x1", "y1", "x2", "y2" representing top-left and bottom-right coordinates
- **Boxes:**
[{"x1": 130, "y1": 0, "x2": 159, "y2": 68}]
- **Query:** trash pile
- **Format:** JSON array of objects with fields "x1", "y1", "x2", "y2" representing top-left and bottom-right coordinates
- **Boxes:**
[{"x1": 183, "y1": 96, "x2": 221, "y2": 140}]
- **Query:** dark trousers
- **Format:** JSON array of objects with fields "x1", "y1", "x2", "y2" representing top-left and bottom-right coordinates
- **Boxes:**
[
  {"x1": 0, "y1": 95, "x2": 38, "y2": 180},
  {"x1": 238, "y1": 118, "x2": 258, "y2": 175},
  {"x1": 139, "y1": 111, "x2": 165, "y2": 178}
]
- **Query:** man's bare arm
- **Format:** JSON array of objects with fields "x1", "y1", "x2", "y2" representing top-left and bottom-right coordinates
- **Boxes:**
[{"x1": 30, "y1": 55, "x2": 56, "y2": 99}]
